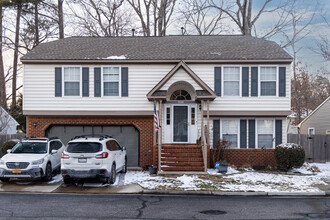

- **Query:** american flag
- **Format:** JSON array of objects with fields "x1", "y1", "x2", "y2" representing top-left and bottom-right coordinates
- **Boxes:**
[{"x1": 154, "y1": 100, "x2": 161, "y2": 132}]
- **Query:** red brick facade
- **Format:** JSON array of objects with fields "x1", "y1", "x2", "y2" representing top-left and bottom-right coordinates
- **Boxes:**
[
  {"x1": 26, "y1": 116, "x2": 154, "y2": 168},
  {"x1": 210, "y1": 149, "x2": 277, "y2": 168},
  {"x1": 26, "y1": 116, "x2": 277, "y2": 169}
]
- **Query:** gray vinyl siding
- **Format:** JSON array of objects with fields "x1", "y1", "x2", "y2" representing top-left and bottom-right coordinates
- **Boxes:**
[{"x1": 299, "y1": 98, "x2": 330, "y2": 135}]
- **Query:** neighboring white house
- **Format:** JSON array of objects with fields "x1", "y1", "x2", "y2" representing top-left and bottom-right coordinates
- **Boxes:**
[
  {"x1": 21, "y1": 35, "x2": 292, "y2": 171},
  {"x1": 0, "y1": 107, "x2": 19, "y2": 134}
]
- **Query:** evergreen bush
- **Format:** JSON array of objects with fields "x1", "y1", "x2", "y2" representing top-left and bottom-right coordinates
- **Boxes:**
[{"x1": 274, "y1": 143, "x2": 305, "y2": 171}]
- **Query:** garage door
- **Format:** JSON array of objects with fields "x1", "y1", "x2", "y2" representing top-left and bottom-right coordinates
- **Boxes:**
[{"x1": 45, "y1": 125, "x2": 139, "y2": 167}]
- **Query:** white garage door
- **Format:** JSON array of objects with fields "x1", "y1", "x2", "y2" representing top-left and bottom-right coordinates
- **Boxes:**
[{"x1": 46, "y1": 125, "x2": 139, "y2": 167}]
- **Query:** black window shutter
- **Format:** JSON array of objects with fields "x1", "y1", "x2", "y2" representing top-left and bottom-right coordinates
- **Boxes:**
[
  {"x1": 214, "y1": 67, "x2": 221, "y2": 96},
  {"x1": 248, "y1": 120, "x2": 256, "y2": 148},
  {"x1": 251, "y1": 67, "x2": 258, "y2": 96},
  {"x1": 121, "y1": 67, "x2": 128, "y2": 97},
  {"x1": 275, "y1": 120, "x2": 282, "y2": 146},
  {"x1": 279, "y1": 67, "x2": 286, "y2": 97},
  {"x1": 240, "y1": 120, "x2": 247, "y2": 148},
  {"x1": 94, "y1": 67, "x2": 101, "y2": 97},
  {"x1": 82, "y1": 67, "x2": 89, "y2": 97},
  {"x1": 213, "y1": 120, "x2": 220, "y2": 148},
  {"x1": 242, "y1": 67, "x2": 249, "y2": 96},
  {"x1": 55, "y1": 67, "x2": 62, "y2": 97}
]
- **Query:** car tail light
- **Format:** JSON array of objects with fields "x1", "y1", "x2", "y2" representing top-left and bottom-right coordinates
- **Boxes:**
[
  {"x1": 61, "y1": 152, "x2": 70, "y2": 159},
  {"x1": 96, "y1": 152, "x2": 108, "y2": 159}
]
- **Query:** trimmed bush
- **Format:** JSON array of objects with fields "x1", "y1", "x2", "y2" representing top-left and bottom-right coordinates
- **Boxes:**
[
  {"x1": 274, "y1": 143, "x2": 305, "y2": 171},
  {"x1": 1, "y1": 141, "x2": 17, "y2": 155}
]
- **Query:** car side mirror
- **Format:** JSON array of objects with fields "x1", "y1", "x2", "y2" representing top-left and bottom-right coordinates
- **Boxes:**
[
  {"x1": 122, "y1": 147, "x2": 126, "y2": 151},
  {"x1": 7, "y1": 149, "x2": 11, "y2": 153},
  {"x1": 51, "y1": 149, "x2": 58, "y2": 154}
]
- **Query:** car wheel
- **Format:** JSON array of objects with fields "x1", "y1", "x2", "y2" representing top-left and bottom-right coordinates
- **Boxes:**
[
  {"x1": 109, "y1": 163, "x2": 116, "y2": 184},
  {"x1": 42, "y1": 163, "x2": 52, "y2": 182},
  {"x1": 121, "y1": 157, "x2": 127, "y2": 173},
  {"x1": 63, "y1": 178, "x2": 73, "y2": 185},
  {"x1": 0, "y1": 178, "x2": 10, "y2": 182}
]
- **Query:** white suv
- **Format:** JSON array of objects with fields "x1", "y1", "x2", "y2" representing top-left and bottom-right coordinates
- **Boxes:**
[
  {"x1": 61, "y1": 135, "x2": 127, "y2": 185},
  {"x1": 0, "y1": 137, "x2": 65, "y2": 182}
]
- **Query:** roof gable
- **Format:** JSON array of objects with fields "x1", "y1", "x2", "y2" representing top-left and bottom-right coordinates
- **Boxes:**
[
  {"x1": 147, "y1": 61, "x2": 216, "y2": 100},
  {"x1": 298, "y1": 95, "x2": 330, "y2": 127}
]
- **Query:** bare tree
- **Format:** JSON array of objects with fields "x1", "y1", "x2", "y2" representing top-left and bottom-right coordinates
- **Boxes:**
[
  {"x1": 67, "y1": 0, "x2": 132, "y2": 37},
  {"x1": 179, "y1": 0, "x2": 228, "y2": 35},
  {"x1": 315, "y1": 16, "x2": 330, "y2": 62},
  {"x1": 0, "y1": 5, "x2": 8, "y2": 110},
  {"x1": 58, "y1": 0, "x2": 64, "y2": 38},
  {"x1": 280, "y1": 9, "x2": 315, "y2": 124},
  {"x1": 206, "y1": 0, "x2": 296, "y2": 38},
  {"x1": 127, "y1": 0, "x2": 177, "y2": 36}
]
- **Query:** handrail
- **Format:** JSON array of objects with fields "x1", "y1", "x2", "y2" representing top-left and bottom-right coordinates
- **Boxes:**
[{"x1": 202, "y1": 125, "x2": 208, "y2": 172}]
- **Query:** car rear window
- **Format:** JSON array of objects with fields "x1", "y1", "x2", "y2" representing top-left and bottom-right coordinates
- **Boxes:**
[{"x1": 66, "y1": 142, "x2": 102, "y2": 153}]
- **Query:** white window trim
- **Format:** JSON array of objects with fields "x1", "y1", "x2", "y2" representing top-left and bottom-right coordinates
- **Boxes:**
[
  {"x1": 221, "y1": 65, "x2": 242, "y2": 97},
  {"x1": 62, "y1": 66, "x2": 82, "y2": 97},
  {"x1": 308, "y1": 127, "x2": 315, "y2": 136},
  {"x1": 255, "y1": 118, "x2": 275, "y2": 149},
  {"x1": 220, "y1": 119, "x2": 240, "y2": 149},
  {"x1": 258, "y1": 65, "x2": 279, "y2": 97},
  {"x1": 101, "y1": 65, "x2": 121, "y2": 97}
]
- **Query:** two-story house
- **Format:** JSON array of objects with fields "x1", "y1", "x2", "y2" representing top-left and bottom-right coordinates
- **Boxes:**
[{"x1": 21, "y1": 35, "x2": 292, "y2": 171}]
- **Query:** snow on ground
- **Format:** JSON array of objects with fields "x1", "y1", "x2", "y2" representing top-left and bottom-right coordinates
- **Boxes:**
[
  {"x1": 123, "y1": 163, "x2": 330, "y2": 192},
  {"x1": 48, "y1": 174, "x2": 63, "y2": 184},
  {"x1": 105, "y1": 55, "x2": 126, "y2": 59}
]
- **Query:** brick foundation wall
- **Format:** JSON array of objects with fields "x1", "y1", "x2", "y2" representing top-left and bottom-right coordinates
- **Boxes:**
[
  {"x1": 210, "y1": 149, "x2": 277, "y2": 168},
  {"x1": 26, "y1": 116, "x2": 153, "y2": 168}
]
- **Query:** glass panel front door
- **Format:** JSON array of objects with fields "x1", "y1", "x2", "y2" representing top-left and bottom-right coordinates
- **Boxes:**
[{"x1": 173, "y1": 106, "x2": 188, "y2": 142}]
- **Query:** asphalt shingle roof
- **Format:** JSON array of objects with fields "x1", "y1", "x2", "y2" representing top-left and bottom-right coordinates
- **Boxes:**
[{"x1": 21, "y1": 35, "x2": 292, "y2": 61}]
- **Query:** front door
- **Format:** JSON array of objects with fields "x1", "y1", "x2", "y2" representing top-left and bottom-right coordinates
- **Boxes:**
[{"x1": 173, "y1": 106, "x2": 188, "y2": 142}]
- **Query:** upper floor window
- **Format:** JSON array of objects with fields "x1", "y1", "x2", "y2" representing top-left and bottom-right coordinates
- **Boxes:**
[
  {"x1": 260, "y1": 66, "x2": 277, "y2": 96},
  {"x1": 63, "y1": 67, "x2": 81, "y2": 96},
  {"x1": 223, "y1": 66, "x2": 240, "y2": 96},
  {"x1": 103, "y1": 66, "x2": 120, "y2": 96}
]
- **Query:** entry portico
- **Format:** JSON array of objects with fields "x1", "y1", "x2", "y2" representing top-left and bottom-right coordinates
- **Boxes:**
[{"x1": 147, "y1": 61, "x2": 216, "y2": 172}]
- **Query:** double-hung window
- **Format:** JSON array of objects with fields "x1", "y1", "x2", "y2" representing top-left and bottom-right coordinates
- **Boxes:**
[
  {"x1": 63, "y1": 67, "x2": 81, "y2": 96},
  {"x1": 103, "y1": 66, "x2": 120, "y2": 96},
  {"x1": 221, "y1": 120, "x2": 239, "y2": 148},
  {"x1": 260, "y1": 66, "x2": 277, "y2": 96},
  {"x1": 257, "y1": 119, "x2": 274, "y2": 148},
  {"x1": 223, "y1": 66, "x2": 240, "y2": 96}
]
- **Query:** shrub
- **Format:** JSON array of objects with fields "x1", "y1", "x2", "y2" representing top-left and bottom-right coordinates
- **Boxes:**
[
  {"x1": 1, "y1": 141, "x2": 17, "y2": 155},
  {"x1": 212, "y1": 137, "x2": 231, "y2": 166},
  {"x1": 274, "y1": 143, "x2": 305, "y2": 171}
]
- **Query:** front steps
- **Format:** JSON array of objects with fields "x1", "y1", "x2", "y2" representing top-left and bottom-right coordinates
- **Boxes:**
[{"x1": 154, "y1": 144, "x2": 205, "y2": 172}]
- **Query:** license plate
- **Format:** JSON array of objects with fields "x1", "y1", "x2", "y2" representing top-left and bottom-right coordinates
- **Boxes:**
[
  {"x1": 78, "y1": 158, "x2": 87, "y2": 163},
  {"x1": 12, "y1": 168, "x2": 21, "y2": 174}
]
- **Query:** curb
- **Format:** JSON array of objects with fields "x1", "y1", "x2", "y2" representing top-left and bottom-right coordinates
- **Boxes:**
[{"x1": 142, "y1": 190, "x2": 327, "y2": 196}]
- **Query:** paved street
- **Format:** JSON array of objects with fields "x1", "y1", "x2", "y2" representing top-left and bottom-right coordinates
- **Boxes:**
[{"x1": 0, "y1": 193, "x2": 329, "y2": 219}]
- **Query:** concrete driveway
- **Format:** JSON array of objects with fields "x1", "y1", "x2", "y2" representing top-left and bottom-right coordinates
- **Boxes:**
[{"x1": 0, "y1": 173, "x2": 143, "y2": 194}]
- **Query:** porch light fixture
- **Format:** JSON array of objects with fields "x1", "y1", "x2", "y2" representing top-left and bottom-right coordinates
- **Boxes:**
[{"x1": 33, "y1": 122, "x2": 37, "y2": 128}]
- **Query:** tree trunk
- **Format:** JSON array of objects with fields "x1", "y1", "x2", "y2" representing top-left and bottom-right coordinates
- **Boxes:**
[
  {"x1": 12, "y1": 2, "x2": 22, "y2": 109},
  {"x1": 34, "y1": 1, "x2": 39, "y2": 46},
  {"x1": 58, "y1": 0, "x2": 64, "y2": 39},
  {"x1": 0, "y1": 6, "x2": 8, "y2": 110}
]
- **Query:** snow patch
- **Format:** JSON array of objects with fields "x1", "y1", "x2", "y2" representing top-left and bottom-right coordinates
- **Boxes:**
[
  {"x1": 105, "y1": 55, "x2": 127, "y2": 59},
  {"x1": 48, "y1": 174, "x2": 63, "y2": 184}
]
